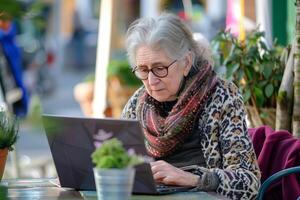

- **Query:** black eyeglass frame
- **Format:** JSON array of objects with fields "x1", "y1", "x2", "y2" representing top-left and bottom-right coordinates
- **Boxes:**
[{"x1": 132, "y1": 59, "x2": 177, "y2": 80}]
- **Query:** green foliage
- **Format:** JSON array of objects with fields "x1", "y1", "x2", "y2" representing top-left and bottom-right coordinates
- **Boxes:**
[
  {"x1": 0, "y1": 0, "x2": 45, "y2": 19},
  {"x1": 0, "y1": 0, "x2": 23, "y2": 19},
  {"x1": 0, "y1": 112, "x2": 19, "y2": 151},
  {"x1": 0, "y1": 0, "x2": 48, "y2": 33},
  {"x1": 212, "y1": 30, "x2": 284, "y2": 108},
  {"x1": 107, "y1": 60, "x2": 142, "y2": 87},
  {"x1": 91, "y1": 138, "x2": 143, "y2": 169},
  {"x1": 24, "y1": 1, "x2": 49, "y2": 33}
]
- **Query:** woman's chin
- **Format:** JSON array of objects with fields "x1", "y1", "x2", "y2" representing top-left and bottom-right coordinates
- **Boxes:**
[
  {"x1": 148, "y1": 89, "x2": 176, "y2": 102},
  {"x1": 150, "y1": 93, "x2": 166, "y2": 102},
  {"x1": 152, "y1": 94, "x2": 176, "y2": 102}
]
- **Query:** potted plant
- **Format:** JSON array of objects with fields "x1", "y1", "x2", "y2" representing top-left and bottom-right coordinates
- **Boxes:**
[
  {"x1": 74, "y1": 60, "x2": 142, "y2": 117},
  {"x1": 107, "y1": 59, "x2": 142, "y2": 117},
  {"x1": 0, "y1": 111, "x2": 18, "y2": 180},
  {"x1": 211, "y1": 30, "x2": 285, "y2": 128},
  {"x1": 91, "y1": 138, "x2": 142, "y2": 200},
  {"x1": 73, "y1": 74, "x2": 95, "y2": 116}
]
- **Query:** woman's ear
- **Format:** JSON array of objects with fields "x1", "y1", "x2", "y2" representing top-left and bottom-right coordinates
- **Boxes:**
[{"x1": 183, "y1": 52, "x2": 193, "y2": 77}]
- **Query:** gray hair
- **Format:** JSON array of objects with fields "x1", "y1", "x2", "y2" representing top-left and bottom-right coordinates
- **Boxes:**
[{"x1": 125, "y1": 13, "x2": 206, "y2": 69}]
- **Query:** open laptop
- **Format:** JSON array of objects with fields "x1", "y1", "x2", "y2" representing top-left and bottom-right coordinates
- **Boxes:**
[{"x1": 42, "y1": 114, "x2": 194, "y2": 194}]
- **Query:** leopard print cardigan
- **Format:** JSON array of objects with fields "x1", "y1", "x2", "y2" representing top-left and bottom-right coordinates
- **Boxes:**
[{"x1": 121, "y1": 78, "x2": 261, "y2": 200}]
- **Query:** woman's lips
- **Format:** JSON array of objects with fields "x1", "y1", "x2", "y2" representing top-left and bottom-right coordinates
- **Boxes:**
[{"x1": 152, "y1": 89, "x2": 163, "y2": 92}]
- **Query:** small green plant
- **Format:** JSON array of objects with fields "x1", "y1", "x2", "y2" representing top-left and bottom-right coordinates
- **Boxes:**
[
  {"x1": 0, "y1": 112, "x2": 19, "y2": 151},
  {"x1": 91, "y1": 138, "x2": 143, "y2": 169},
  {"x1": 211, "y1": 29, "x2": 284, "y2": 109},
  {"x1": 107, "y1": 60, "x2": 142, "y2": 87}
]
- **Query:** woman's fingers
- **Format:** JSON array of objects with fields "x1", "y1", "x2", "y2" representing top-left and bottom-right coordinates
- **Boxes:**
[
  {"x1": 151, "y1": 161, "x2": 171, "y2": 181},
  {"x1": 150, "y1": 160, "x2": 180, "y2": 183},
  {"x1": 152, "y1": 170, "x2": 165, "y2": 180},
  {"x1": 150, "y1": 160, "x2": 200, "y2": 186},
  {"x1": 150, "y1": 160, "x2": 168, "y2": 173}
]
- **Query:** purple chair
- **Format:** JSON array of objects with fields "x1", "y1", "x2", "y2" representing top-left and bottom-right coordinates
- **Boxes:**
[{"x1": 248, "y1": 126, "x2": 300, "y2": 200}]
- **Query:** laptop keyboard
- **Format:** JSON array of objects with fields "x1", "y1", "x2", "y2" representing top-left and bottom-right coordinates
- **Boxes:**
[
  {"x1": 156, "y1": 184, "x2": 170, "y2": 189},
  {"x1": 156, "y1": 184, "x2": 193, "y2": 194}
]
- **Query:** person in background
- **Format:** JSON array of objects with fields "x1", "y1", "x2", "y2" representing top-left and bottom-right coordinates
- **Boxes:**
[
  {"x1": 121, "y1": 13, "x2": 261, "y2": 199},
  {"x1": 0, "y1": 12, "x2": 29, "y2": 117}
]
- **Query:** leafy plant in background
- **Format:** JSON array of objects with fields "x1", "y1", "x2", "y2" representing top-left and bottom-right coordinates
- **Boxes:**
[
  {"x1": 24, "y1": 1, "x2": 49, "y2": 28},
  {"x1": 91, "y1": 138, "x2": 143, "y2": 169},
  {"x1": 0, "y1": 112, "x2": 19, "y2": 151},
  {"x1": 107, "y1": 60, "x2": 142, "y2": 88},
  {"x1": 212, "y1": 30, "x2": 284, "y2": 111},
  {"x1": 0, "y1": 0, "x2": 23, "y2": 20},
  {"x1": 0, "y1": 0, "x2": 46, "y2": 19},
  {"x1": 0, "y1": 0, "x2": 49, "y2": 33}
]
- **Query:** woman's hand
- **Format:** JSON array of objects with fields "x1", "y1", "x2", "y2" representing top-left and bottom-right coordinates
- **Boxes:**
[{"x1": 150, "y1": 160, "x2": 199, "y2": 186}]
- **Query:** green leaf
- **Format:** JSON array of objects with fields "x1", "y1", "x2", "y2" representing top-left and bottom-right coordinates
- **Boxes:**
[
  {"x1": 262, "y1": 64, "x2": 273, "y2": 79},
  {"x1": 260, "y1": 112, "x2": 269, "y2": 119},
  {"x1": 258, "y1": 80, "x2": 268, "y2": 88},
  {"x1": 254, "y1": 87, "x2": 264, "y2": 108},
  {"x1": 226, "y1": 63, "x2": 239, "y2": 79},
  {"x1": 274, "y1": 74, "x2": 283, "y2": 81},
  {"x1": 259, "y1": 41, "x2": 268, "y2": 51},
  {"x1": 243, "y1": 89, "x2": 251, "y2": 103},
  {"x1": 248, "y1": 46, "x2": 259, "y2": 59},
  {"x1": 254, "y1": 31, "x2": 265, "y2": 39},
  {"x1": 236, "y1": 69, "x2": 244, "y2": 82},
  {"x1": 245, "y1": 67, "x2": 255, "y2": 81},
  {"x1": 265, "y1": 83, "x2": 274, "y2": 98}
]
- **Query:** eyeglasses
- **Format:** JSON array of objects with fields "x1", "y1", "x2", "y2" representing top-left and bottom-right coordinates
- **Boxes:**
[{"x1": 132, "y1": 60, "x2": 177, "y2": 80}]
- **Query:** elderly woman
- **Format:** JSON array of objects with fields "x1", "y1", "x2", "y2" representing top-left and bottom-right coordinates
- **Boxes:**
[{"x1": 121, "y1": 13, "x2": 261, "y2": 199}]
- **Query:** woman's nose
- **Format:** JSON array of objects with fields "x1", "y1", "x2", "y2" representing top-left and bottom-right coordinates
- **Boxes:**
[{"x1": 148, "y1": 71, "x2": 159, "y2": 85}]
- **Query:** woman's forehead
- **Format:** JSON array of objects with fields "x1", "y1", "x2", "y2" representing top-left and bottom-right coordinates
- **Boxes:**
[{"x1": 136, "y1": 46, "x2": 170, "y2": 64}]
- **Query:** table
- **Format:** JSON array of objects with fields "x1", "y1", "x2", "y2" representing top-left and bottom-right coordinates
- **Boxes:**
[{"x1": 2, "y1": 178, "x2": 228, "y2": 200}]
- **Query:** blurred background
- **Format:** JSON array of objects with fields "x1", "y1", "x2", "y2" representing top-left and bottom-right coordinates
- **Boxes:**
[{"x1": 0, "y1": 0, "x2": 295, "y2": 179}]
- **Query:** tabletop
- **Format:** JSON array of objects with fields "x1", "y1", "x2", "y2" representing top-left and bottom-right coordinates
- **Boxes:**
[{"x1": 1, "y1": 178, "x2": 228, "y2": 200}]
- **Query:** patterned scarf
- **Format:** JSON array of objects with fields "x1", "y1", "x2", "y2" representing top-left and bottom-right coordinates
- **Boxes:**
[{"x1": 136, "y1": 64, "x2": 218, "y2": 158}]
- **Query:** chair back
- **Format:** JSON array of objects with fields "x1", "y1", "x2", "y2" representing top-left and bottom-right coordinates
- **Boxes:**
[{"x1": 257, "y1": 166, "x2": 300, "y2": 200}]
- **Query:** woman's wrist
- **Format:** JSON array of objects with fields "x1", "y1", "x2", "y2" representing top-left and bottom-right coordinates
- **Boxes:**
[
  {"x1": 194, "y1": 171, "x2": 219, "y2": 191},
  {"x1": 187, "y1": 173, "x2": 200, "y2": 187},
  {"x1": 187, "y1": 167, "x2": 220, "y2": 191}
]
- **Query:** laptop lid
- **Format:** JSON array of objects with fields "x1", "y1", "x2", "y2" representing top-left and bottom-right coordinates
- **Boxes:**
[{"x1": 42, "y1": 114, "x2": 164, "y2": 194}]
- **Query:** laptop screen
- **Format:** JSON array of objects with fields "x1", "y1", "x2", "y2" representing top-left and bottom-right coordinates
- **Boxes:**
[{"x1": 42, "y1": 114, "x2": 160, "y2": 194}]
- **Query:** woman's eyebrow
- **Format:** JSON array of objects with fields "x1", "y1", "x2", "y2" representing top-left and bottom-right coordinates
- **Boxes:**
[
  {"x1": 151, "y1": 62, "x2": 164, "y2": 66},
  {"x1": 137, "y1": 62, "x2": 164, "y2": 68}
]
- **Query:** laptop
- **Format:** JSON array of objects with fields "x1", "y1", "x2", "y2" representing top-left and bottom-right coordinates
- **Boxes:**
[{"x1": 42, "y1": 114, "x2": 194, "y2": 194}]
